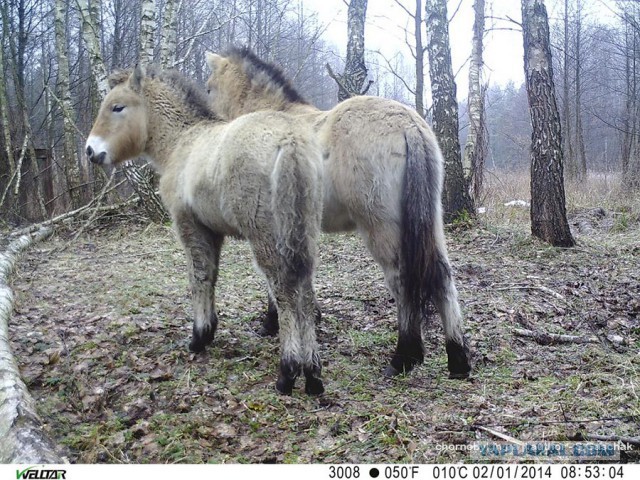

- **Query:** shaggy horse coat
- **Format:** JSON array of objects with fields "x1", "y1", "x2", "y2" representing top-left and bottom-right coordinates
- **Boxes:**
[
  {"x1": 205, "y1": 47, "x2": 472, "y2": 379},
  {"x1": 86, "y1": 65, "x2": 324, "y2": 395}
]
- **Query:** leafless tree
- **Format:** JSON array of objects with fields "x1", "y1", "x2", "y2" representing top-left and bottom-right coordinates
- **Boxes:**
[
  {"x1": 463, "y1": 0, "x2": 487, "y2": 202},
  {"x1": 327, "y1": 0, "x2": 372, "y2": 101},
  {"x1": 425, "y1": 0, "x2": 474, "y2": 221},
  {"x1": 521, "y1": 0, "x2": 575, "y2": 247}
]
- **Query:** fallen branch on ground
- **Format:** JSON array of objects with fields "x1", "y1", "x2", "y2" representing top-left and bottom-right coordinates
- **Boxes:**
[
  {"x1": 514, "y1": 328, "x2": 627, "y2": 346},
  {"x1": 514, "y1": 328, "x2": 599, "y2": 345},
  {"x1": 0, "y1": 228, "x2": 65, "y2": 463},
  {"x1": 583, "y1": 433, "x2": 640, "y2": 448},
  {"x1": 10, "y1": 194, "x2": 138, "y2": 239},
  {"x1": 475, "y1": 425, "x2": 525, "y2": 446}
]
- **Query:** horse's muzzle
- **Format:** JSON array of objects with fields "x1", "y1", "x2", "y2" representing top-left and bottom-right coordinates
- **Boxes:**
[{"x1": 86, "y1": 145, "x2": 107, "y2": 165}]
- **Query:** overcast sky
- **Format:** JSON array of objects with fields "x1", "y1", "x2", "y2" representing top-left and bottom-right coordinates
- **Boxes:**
[{"x1": 305, "y1": 0, "x2": 619, "y2": 100}]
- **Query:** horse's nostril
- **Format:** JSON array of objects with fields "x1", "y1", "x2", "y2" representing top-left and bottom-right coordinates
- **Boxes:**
[
  {"x1": 96, "y1": 151, "x2": 107, "y2": 164},
  {"x1": 86, "y1": 145, "x2": 94, "y2": 158}
]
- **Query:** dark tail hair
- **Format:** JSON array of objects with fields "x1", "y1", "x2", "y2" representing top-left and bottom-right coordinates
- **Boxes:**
[{"x1": 401, "y1": 127, "x2": 448, "y2": 317}]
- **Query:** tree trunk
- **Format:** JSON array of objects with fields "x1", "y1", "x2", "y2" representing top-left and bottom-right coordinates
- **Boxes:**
[
  {"x1": 425, "y1": 0, "x2": 474, "y2": 221},
  {"x1": 160, "y1": 0, "x2": 178, "y2": 68},
  {"x1": 0, "y1": 30, "x2": 16, "y2": 213},
  {"x1": 0, "y1": 228, "x2": 64, "y2": 463},
  {"x1": 54, "y1": 0, "x2": 83, "y2": 209},
  {"x1": 463, "y1": 0, "x2": 486, "y2": 201},
  {"x1": 574, "y1": 0, "x2": 587, "y2": 180},
  {"x1": 521, "y1": 0, "x2": 575, "y2": 247},
  {"x1": 414, "y1": 0, "x2": 425, "y2": 118},
  {"x1": 0, "y1": 42, "x2": 13, "y2": 177},
  {"x1": 140, "y1": 0, "x2": 156, "y2": 64},
  {"x1": 327, "y1": 0, "x2": 370, "y2": 101},
  {"x1": 562, "y1": 0, "x2": 575, "y2": 181},
  {"x1": 79, "y1": 0, "x2": 109, "y2": 102}
]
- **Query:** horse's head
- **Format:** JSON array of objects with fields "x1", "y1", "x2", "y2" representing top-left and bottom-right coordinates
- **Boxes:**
[
  {"x1": 205, "y1": 49, "x2": 307, "y2": 119},
  {"x1": 204, "y1": 52, "x2": 240, "y2": 119},
  {"x1": 86, "y1": 66, "x2": 149, "y2": 166}
]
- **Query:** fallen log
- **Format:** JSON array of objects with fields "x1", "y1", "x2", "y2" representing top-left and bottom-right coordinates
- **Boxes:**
[{"x1": 0, "y1": 227, "x2": 65, "y2": 463}]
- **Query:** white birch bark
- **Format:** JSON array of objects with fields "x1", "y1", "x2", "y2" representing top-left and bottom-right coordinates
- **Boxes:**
[
  {"x1": 55, "y1": 0, "x2": 83, "y2": 208},
  {"x1": 0, "y1": 42, "x2": 14, "y2": 177},
  {"x1": 462, "y1": 0, "x2": 486, "y2": 200},
  {"x1": 140, "y1": 0, "x2": 156, "y2": 64},
  {"x1": 160, "y1": 0, "x2": 178, "y2": 68},
  {"x1": 0, "y1": 228, "x2": 64, "y2": 463},
  {"x1": 78, "y1": 0, "x2": 108, "y2": 100}
]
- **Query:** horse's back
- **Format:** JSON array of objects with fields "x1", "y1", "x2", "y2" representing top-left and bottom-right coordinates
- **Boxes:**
[
  {"x1": 176, "y1": 112, "x2": 321, "y2": 237},
  {"x1": 319, "y1": 96, "x2": 436, "y2": 232}
]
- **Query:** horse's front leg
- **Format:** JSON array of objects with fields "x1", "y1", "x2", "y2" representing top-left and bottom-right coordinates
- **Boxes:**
[{"x1": 174, "y1": 212, "x2": 224, "y2": 352}]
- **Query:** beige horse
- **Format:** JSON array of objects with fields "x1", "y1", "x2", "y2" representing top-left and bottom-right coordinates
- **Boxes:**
[
  {"x1": 86, "y1": 65, "x2": 324, "y2": 395},
  {"x1": 205, "y1": 47, "x2": 472, "y2": 379}
]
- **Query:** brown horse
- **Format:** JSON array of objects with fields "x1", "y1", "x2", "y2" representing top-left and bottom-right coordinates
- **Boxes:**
[
  {"x1": 86, "y1": 65, "x2": 324, "y2": 395},
  {"x1": 205, "y1": 47, "x2": 472, "y2": 379}
]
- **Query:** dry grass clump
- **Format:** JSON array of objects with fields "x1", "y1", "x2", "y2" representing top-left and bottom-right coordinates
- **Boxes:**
[{"x1": 479, "y1": 170, "x2": 640, "y2": 232}]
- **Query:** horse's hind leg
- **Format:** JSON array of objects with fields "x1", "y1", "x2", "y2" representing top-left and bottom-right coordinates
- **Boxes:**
[
  {"x1": 431, "y1": 256, "x2": 471, "y2": 379},
  {"x1": 358, "y1": 227, "x2": 424, "y2": 377},
  {"x1": 253, "y1": 245, "x2": 323, "y2": 395},
  {"x1": 174, "y1": 212, "x2": 223, "y2": 353},
  {"x1": 271, "y1": 277, "x2": 323, "y2": 395}
]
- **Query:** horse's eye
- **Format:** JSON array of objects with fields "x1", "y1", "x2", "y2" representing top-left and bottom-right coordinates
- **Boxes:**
[
  {"x1": 206, "y1": 89, "x2": 211, "y2": 95},
  {"x1": 112, "y1": 104, "x2": 125, "y2": 113}
]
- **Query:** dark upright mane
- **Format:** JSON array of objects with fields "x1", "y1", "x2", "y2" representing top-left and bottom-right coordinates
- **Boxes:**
[
  {"x1": 223, "y1": 47, "x2": 308, "y2": 105},
  {"x1": 147, "y1": 66, "x2": 219, "y2": 121}
]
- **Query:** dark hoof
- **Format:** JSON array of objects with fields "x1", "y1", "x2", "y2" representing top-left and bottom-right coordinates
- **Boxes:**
[
  {"x1": 449, "y1": 372, "x2": 470, "y2": 379},
  {"x1": 275, "y1": 376, "x2": 295, "y2": 395},
  {"x1": 258, "y1": 323, "x2": 279, "y2": 337},
  {"x1": 305, "y1": 377, "x2": 325, "y2": 395},
  {"x1": 385, "y1": 350, "x2": 424, "y2": 376},
  {"x1": 383, "y1": 365, "x2": 402, "y2": 378},
  {"x1": 446, "y1": 339, "x2": 472, "y2": 378},
  {"x1": 388, "y1": 334, "x2": 424, "y2": 376},
  {"x1": 188, "y1": 325, "x2": 215, "y2": 353},
  {"x1": 260, "y1": 298, "x2": 280, "y2": 336}
]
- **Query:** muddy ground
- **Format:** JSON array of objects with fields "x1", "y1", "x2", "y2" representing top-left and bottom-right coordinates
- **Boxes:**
[{"x1": 8, "y1": 202, "x2": 640, "y2": 463}]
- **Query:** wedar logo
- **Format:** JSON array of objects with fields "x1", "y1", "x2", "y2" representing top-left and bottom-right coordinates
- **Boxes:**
[{"x1": 16, "y1": 467, "x2": 66, "y2": 479}]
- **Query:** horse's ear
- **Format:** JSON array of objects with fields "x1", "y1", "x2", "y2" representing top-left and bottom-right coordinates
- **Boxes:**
[
  {"x1": 108, "y1": 70, "x2": 130, "y2": 90},
  {"x1": 206, "y1": 52, "x2": 226, "y2": 73},
  {"x1": 129, "y1": 64, "x2": 145, "y2": 92}
]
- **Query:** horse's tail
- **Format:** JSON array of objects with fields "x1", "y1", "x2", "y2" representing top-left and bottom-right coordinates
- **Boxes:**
[
  {"x1": 401, "y1": 125, "x2": 449, "y2": 319},
  {"x1": 270, "y1": 135, "x2": 322, "y2": 282}
]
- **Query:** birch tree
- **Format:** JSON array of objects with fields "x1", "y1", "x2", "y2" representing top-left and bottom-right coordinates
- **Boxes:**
[
  {"x1": 425, "y1": 0, "x2": 474, "y2": 221},
  {"x1": 463, "y1": 0, "x2": 487, "y2": 201},
  {"x1": 79, "y1": 0, "x2": 109, "y2": 102},
  {"x1": 55, "y1": 0, "x2": 83, "y2": 208},
  {"x1": 574, "y1": 0, "x2": 587, "y2": 179},
  {"x1": 327, "y1": 0, "x2": 372, "y2": 101},
  {"x1": 160, "y1": 0, "x2": 178, "y2": 67},
  {"x1": 0, "y1": 229, "x2": 63, "y2": 463},
  {"x1": 140, "y1": 0, "x2": 156, "y2": 64},
  {"x1": 0, "y1": 36, "x2": 15, "y2": 211},
  {"x1": 521, "y1": 0, "x2": 575, "y2": 247},
  {"x1": 562, "y1": 0, "x2": 575, "y2": 180}
]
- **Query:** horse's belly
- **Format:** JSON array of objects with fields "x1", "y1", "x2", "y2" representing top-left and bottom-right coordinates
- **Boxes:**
[{"x1": 321, "y1": 188, "x2": 356, "y2": 232}]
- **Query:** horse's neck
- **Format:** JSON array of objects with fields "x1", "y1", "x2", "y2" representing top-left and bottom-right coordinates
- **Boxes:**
[
  {"x1": 234, "y1": 90, "x2": 317, "y2": 118},
  {"x1": 286, "y1": 103, "x2": 319, "y2": 116},
  {"x1": 144, "y1": 104, "x2": 204, "y2": 172}
]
